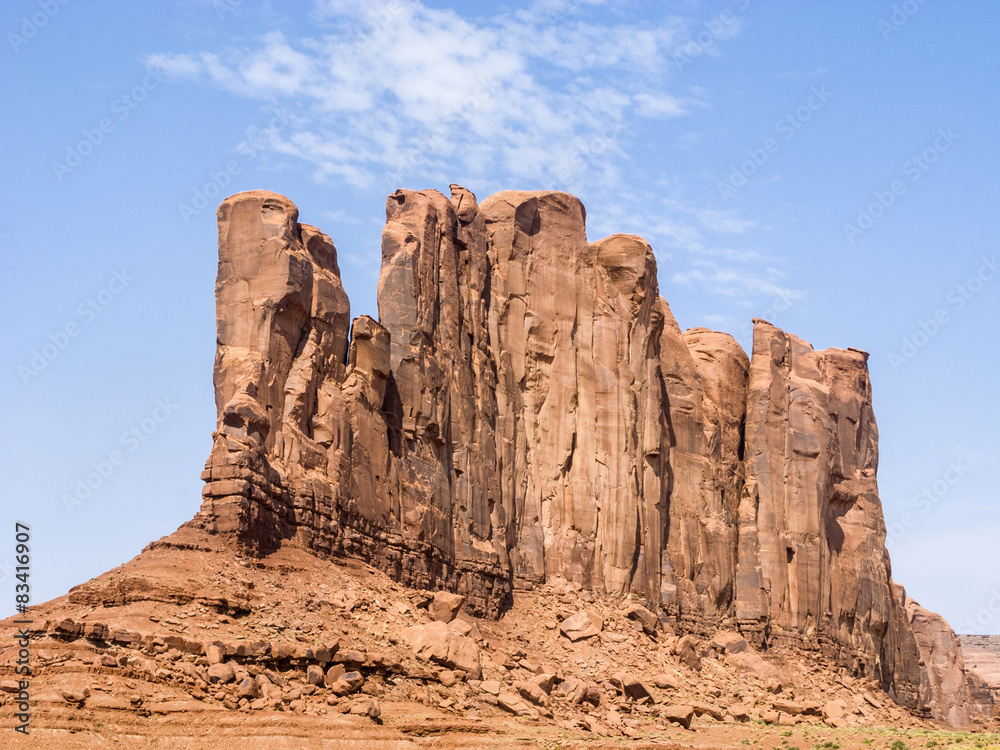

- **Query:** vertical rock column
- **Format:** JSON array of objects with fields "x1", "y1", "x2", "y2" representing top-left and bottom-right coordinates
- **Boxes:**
[
  {"x1": 191, "y1": 188, "x2": 989, "y2": 724},
  {"x1": 375, "y1": 186, "x2": 509, "y2": 615},
  {"x1": 658, "y1": 319, "x2": 749, "y2": 632},
  {"x1": 591, "y1": 234, "x2": 670, "y2": 604},
  {"x1": 735, "y1": 320, "x2": 894, "y2": 678},
  {"x1": 480, "y1": 192, "x2": 670, "y2": 599},
  {"x1": 200, "y1": 191, "x2": 351, "y2": 552}
]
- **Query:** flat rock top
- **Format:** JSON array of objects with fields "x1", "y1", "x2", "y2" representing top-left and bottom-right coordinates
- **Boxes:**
[
  {"x1": 960, "y1": 635, "x2": 1000, "y2": 656},
  {"x1": 960, "y1": 635, "x2": 1000, "y2": 688}
]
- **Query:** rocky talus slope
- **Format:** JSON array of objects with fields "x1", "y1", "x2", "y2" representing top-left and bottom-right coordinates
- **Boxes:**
[{"x1": 1, "y1": 187, "x2": 992, "y2": 742}]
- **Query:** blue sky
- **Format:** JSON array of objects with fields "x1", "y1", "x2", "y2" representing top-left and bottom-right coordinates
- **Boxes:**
[{"x1": 1, "y1": 0, "x2": 997, "y2": 633}]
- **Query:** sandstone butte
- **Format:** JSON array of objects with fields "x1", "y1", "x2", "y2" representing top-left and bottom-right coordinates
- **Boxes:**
[
  {"x1": 196, "y1": 186, "x2": 986, "y2": 723},
  {"x1": 1, "y1": 186, "x2": 993, "y2": 741}
]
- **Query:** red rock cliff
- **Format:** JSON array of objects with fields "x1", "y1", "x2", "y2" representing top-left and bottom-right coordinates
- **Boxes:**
[{"x1": 191, "y1": 187, "x2": 983, "y2": 726}]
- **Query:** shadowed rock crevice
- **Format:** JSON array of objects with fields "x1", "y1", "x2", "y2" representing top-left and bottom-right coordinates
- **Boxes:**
[{"x1": 190, "y1": 187, "x2": 984, "y2": 726}]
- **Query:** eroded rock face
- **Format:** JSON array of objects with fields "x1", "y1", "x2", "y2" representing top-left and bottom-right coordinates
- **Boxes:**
[
  {"x1": 481, "y1": 196, "x2": 668, "y2": 600},
  {"x1": 201, "y1": 190, "x2": 353, "y2": 550},
  {"x1": 735, "y1": 321, "x2": 898, "y2": 679},
  {"x1": 659, "y1": 317, "x2": 748, "y2": 631},
  {"x1": 199, "y1": 188, "x2": 510, "y2": 617},
  {"x1": 900, "y1": 585, "x2": 989, "y2": 726},
  {"x1": 192, "y1": 187, "x2": 983, "y2": 726}
]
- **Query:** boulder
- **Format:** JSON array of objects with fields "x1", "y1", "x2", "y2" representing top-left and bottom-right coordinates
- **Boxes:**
[
  {"x1": 674, "y1": 635, "x2": 702, "y2": 671},
  {"x1": 235, "y1": 676, "x2": 259, "y2": 700},
  {"x1": 610, "y1": 671, "x2": 659, "y2": 703},
  {"x1": 559, "y1": 611, "x2": 602, "y2": 642},
  {"x1": 528, "y1": 673, "x2": 556, "y2": 694},
  {"x1": 771, "y1": 699, "x2": 805, "y2": 715},
  {"x1": 652, "y1": 673, "x2": 679, "y2": 690},
  {"x1": 727, "y1": 651, "x2": 779, "y2": 681},
  {"x1": 404, "y1": 621, "x2": 481, "y2": 679},
  {"x1": 206, "y1": 663, "x2": 235, "y2": 685},
  {"x1": 329, "y1": 671, "x2": 364, "y2": 697},
  {"x1": 429, "y1": 591, "x2": 465, "y2": 623},
  {"x1": 61, "y1": 690, "x2": 87, "y2": 705},
  {"x1": 205, "y1": 643, "x2": 226, "y2": 665},
  {"x1": 554, "y1": 677, "x2": 601, "y2": 706},
  {"x1": 438, "y1": 669, "x2": 457, "y2": 687},
  {"x1": 497, "y1": 691, "x2": 536, "y2": 717},
  {"x1": 691, "y1": 703, "x2": 723, "y2": 721},
  {"x1": 325, "y1": 664, "x2": 346, "y2": 686},
  {"x1": 661, "y1": 705, "x2": 694, "y2": 729},
  {"x1": 306, "y1": 665, "x2": 325, "y2": 685},
  {"x1": 822, "y1": 699, "x2": 851, "y2": 721},
  {"x1": 333, "y1": 649, "x2": 365, "y2": 667},
  {"x1": 406, "y1": 622, "x2": 450, "y2": 663},
  {"x1": 625, "y1": 603, "x2": 658, "y2": 635},
  {"x1": 480, "y1": 680, "x2": 501, "y2": 696},
  {"x1": 445, "y1": 634, "x2": 482, "y2": 680},
  {"x1": 516, "y1": 679, "x2": 550, "y2": 707},
  {"x1": 710, "y1": 631, "x2": 748, "y2": 654}
]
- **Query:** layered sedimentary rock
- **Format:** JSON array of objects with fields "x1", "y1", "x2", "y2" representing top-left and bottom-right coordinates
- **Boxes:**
[
  {"x1": 192, "y1": 186, "x2": 984, "y2": 725},
  {"x1": 199, "y1": 189, "x2": 511, "y2": 616}
]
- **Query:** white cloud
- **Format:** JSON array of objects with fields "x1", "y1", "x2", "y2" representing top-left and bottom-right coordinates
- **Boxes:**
[
  {"x1": 710, "y1": 269, "x2": 803, "y2": 300},
  {"x1": 642, "y1": 217, "x2": 704, "y2": 254},
  {"x1": 697, "y1": 208, "x2": 759, "y2": 235},
  {"x1": 671, "y1": 261, "x2": 804, "y2": 303},
  {"x1": 704, "y1": 248, "x2": 765, "y2": 263},
  {"x1": 322, "y1": 209, "x2": 362, "y2": 225},
  {"x1": 671, "y1": 269, "x2": 707, "y2": 285},
  {"x1": 240, "y1": 32, "x2": 315, "y2": 96},
  {"x1": 146, "y1": 52, "x2": 202, "y2": 79},
  {"x1": 145, "y1": 0, "x2": 703, "y2": 195},
  {"x1": 634, "y1": 92, "x2": 689, "y2": 118},
  {"x1": 148, "y1": 1, "x2": 803, "y2": 307},
  {"x1": 700, "y1": 313, "x2": 736, "y2": 328}
]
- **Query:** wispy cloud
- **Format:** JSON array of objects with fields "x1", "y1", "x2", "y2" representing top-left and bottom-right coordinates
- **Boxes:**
[
  {"x1": 671, "y1": 265, "x2": 804, "y2": 302},
  {"x1": 147, "y1": 0, "x2": 696, "y2": 193},
  {"x1": 696, "y1": 208, "x2": 759, "y2": 235},
  {"x1": 634, "y1": 92, "x2": 690, "y2": 118},
  {"x1": 643, "y1": 216, "x2": 706, "y2": 254},
  {"x1": 148, "y1": 0, "x2": 801, "y2": 305}
]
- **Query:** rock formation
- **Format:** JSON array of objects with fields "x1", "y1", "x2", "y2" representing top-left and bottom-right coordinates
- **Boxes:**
[
  {"x1": 190, "y1": 186, "x2": 984, "y2": 726},
  {"x1": 735, "y1": 325, "x2": 902, "y2": 682},
  {"x1": 960, "y1": 635, "x2": 1000, "y2": 715},
  {"x1": 898, "y1": 585, "x2": 993, "y2": 725},
  {"x1": 658, "y1": 319, "x2": 747, "y2": 632}
]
